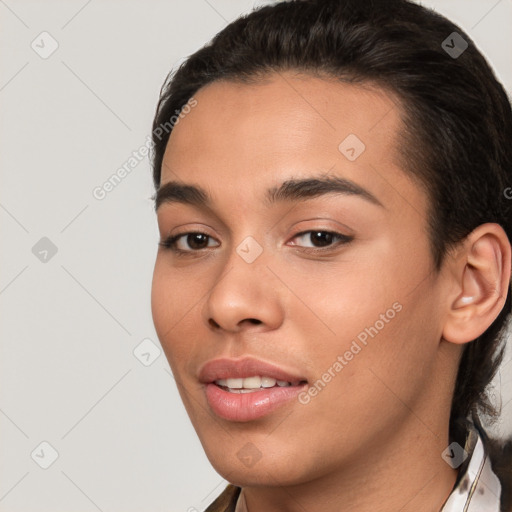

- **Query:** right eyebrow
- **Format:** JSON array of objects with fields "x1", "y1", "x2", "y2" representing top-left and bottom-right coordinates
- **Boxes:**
[{"x1": 153, "y1": 181, "x2": 210, "y2": 211}]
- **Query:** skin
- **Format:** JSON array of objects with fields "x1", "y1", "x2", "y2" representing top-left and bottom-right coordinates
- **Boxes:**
[{"x1": 151, "y1": 72, "x2": 511, "y2": 512}]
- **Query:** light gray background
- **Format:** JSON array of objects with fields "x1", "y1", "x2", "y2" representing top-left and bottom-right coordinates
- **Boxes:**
[{"x1": 1, "y1": 1, "x2": 511, "y2": 511}]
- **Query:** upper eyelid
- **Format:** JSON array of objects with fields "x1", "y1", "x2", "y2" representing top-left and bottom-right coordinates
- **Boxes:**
[
  {"x1": 168, "y1": 228, "x2": 347, "y2": 240},
  {"x1": 165, "y1": 229, "x2": 352, "y2": 251},
  {"x1": 168, "y1": 231, "x2": 220, "y2": 249}
]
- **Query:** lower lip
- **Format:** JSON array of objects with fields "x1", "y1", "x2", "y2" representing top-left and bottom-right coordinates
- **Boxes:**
[{"x1": 205, "y1": 382, "x2": 307, "y2": 422}]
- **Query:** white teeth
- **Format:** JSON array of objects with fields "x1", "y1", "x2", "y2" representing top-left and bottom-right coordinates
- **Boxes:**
[
  {"x1": 242, "y1": 376, "x2": 262, "y2": 389},
  {"x1": 261, "y1": 377, "x2": 277, "y2": 388},
  {"x1": 214, "y1": 375, "x2": 291, "y2": 390},
  {"x1": 225, "y1": 378, "x2": 243, "y2": 389}
]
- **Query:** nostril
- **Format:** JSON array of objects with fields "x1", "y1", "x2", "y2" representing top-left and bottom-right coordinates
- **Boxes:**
[
  {"x1": 208, "y1": 318, "x2": 221, "y2": 329},
  {"x1": 208, "y1": 318, "x2": 262, "y2": 329}
]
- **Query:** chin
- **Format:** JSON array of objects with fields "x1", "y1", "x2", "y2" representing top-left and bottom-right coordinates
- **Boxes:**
[
  {"x1": 213, "y1": 462, "x2": 306, "y2": 488},
  {"x1": 201, "y1": 438, "x2": 325, "y2": 489}
]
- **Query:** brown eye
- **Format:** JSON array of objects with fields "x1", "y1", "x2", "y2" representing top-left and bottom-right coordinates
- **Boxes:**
[
  {"x1": 159, "y1": 232, "x2": 219, "y2": 253},
  {"x1": 183, "y1": 233, "x2": 210, "y2": 250},
  {"x1": 290, "y1": 230, "x2": 353, "y2": 249}
]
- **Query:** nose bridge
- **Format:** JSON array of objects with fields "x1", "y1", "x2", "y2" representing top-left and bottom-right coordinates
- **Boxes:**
[
  {"x1": 213, "y1": 231, "x2": 269, "y2": 303},
  {"x1": 202, "y1": 231, "x2": 283, "y2": 332}
]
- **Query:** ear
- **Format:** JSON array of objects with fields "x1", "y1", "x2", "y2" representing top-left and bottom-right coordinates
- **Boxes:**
[{"x1": 442, "y1": 223, "x2": 511, "y2": 345}]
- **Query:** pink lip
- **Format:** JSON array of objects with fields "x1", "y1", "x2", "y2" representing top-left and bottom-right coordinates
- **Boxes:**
[
  {"x1": 198, "y1": 356, "x2": 307, "y2": 384},
  {"x1": 199, "y1": 357, "x2": 308, "y2": 422}
]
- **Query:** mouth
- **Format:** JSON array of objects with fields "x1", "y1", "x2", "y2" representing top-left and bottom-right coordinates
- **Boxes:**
[
  {"x1": 199, "y1": 356, "x2": 308, "y2": 384},
  {"x1": 214, "y1": 376, "x2": 307, "y2": 393},
  {"x1": 199, "y1": 357, "x2": 309, "y2": 422}
]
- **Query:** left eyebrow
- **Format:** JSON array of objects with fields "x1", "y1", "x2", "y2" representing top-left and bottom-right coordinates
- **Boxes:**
[
  {"x1": 265, "y1": 176, "x2": 384, "y2": 208},
  {"x1": 153, "y1": 175, "x2": 384, "y2": 211}
]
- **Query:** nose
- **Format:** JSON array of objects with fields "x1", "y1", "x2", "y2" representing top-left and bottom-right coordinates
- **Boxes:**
[{"x1": 202, "y1": 245, "x2": 285, "y2": 334}]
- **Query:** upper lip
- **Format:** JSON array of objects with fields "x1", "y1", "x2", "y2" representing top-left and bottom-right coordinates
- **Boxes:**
[{"x1": 198, "y1": 356, "x2": 308, "y2": 385}]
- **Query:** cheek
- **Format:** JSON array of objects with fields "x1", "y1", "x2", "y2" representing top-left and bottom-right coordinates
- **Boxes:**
[
  {"x1": 151, "y1": 261, "x2": 172, "y2": 339},
  {"x1": 279, "y1": 245, "x2": 402, "y2": 348},
  {"x1": 150, "y1": 259, "x2": 196, "y2": 368},
  {"x1": 286, "y1": 239, "x2": 440, "y2": 409},
  {"x1": 300, "y1": 273, "x2": 442, "y2": 436}
]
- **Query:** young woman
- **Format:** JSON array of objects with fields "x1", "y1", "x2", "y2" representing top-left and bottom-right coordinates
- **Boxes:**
[{"x1": 150, "y1": 0, "x2": 512, "y2": 510}]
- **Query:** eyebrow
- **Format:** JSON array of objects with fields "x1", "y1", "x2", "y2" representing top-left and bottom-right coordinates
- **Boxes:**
[{"x1": 153, "y1": 175, "x2": 384, "y2": 211}]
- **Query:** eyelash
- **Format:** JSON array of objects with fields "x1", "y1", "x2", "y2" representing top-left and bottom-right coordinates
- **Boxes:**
[{"x1": 158, "y1": 230, "x2": 353, "y2": 256}]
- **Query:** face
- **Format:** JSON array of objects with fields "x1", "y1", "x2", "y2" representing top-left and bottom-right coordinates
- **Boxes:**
[{"x1": 151, "y1": 72, "x2": 454, "y2": 487}]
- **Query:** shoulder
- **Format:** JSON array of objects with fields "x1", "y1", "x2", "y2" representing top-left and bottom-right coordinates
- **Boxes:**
[
  {"x1": 204, "y1": 484, "x2": 241, "y2": 512},
  {"x1": 486, "y1": 436, "x2": 512, "y2": 512}
]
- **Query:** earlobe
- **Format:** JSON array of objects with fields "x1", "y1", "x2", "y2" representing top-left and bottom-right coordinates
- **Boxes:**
[{"x1": 442, "y1": 224, "x2": 511, "y2": 345}]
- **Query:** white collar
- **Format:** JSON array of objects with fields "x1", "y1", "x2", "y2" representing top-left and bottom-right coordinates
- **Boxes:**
[{"x1": 441, "y1": 423, "x2": 501, "y2": 512}]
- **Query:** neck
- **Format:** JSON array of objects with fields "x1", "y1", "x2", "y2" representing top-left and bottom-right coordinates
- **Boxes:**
[{"x1": 240, "y1": 415, "x2": 459, "y2": 512}]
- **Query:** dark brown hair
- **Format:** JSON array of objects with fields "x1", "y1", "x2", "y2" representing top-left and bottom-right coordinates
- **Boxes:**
[{"x1": 151, "y1": 0, "x2": 512, "y2": 445}]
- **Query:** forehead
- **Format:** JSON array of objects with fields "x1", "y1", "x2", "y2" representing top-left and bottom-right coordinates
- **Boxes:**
[
  {"x1": 165, "y1": 72, "x2": 400, "y2": 162},
  {"x1": 160, "y1": 72, "x2": 426, "y2": 218}
]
